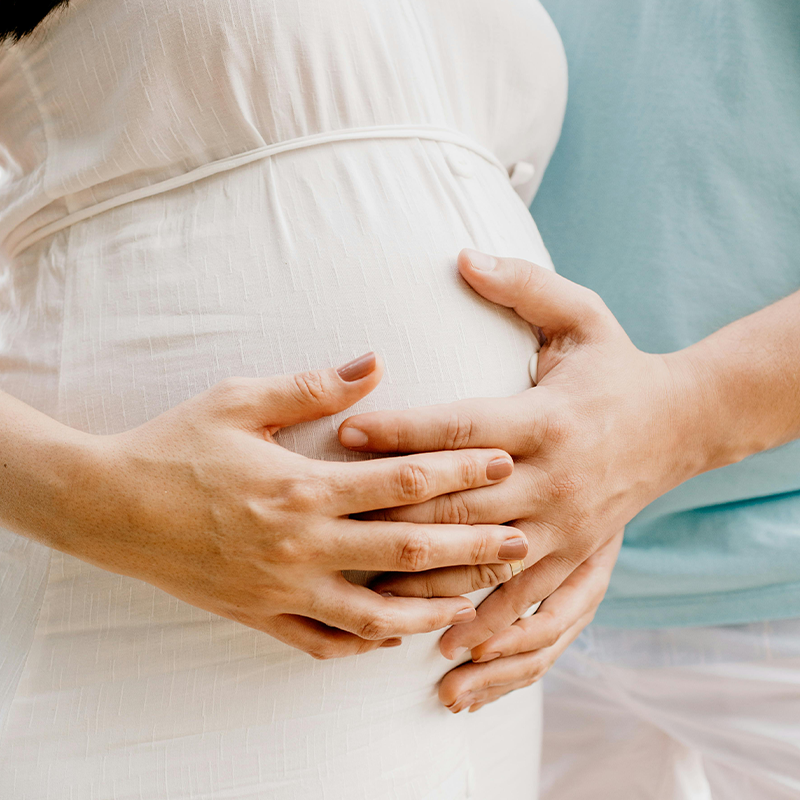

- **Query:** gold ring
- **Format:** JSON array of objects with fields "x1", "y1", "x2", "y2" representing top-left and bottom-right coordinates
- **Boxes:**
[{"x1": 509, "y1": 560, "x2": 526, "y2": 577}]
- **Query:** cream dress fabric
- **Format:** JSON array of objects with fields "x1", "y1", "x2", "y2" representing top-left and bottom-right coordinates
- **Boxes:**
[{"x1": 0, "y1": 0, "x2": 567, "y2": 797}]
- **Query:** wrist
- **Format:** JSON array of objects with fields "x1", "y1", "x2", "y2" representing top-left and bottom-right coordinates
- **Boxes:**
[
  {"x1": 0, "y1": 396, "x2": 103, "y2": 551},
  {"x1": 41, "y1": 432, "x2": 109, "y2": 554},
  {"x1": 660, "y1": 345, "x2": 750, "y2": 479}
]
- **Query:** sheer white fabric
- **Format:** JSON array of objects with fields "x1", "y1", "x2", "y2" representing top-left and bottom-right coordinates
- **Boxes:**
[
  {"x1": 0, "y1": 1, "x2": 567, "y2": 796},
  {"x1": 541, "y1": 621, "x2": 800, "y2": 800}
]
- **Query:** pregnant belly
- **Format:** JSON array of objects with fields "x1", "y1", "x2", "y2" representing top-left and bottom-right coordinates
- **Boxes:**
[{"x1": 2, "y1": 138, "x2": 548, "y2": 798}]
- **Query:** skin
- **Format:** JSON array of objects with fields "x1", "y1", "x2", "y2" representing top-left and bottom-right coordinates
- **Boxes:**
[
  {"x1": 340, "y1": 248, "x2": 800, "y2": 708},
  {"x1": 0, "y1": 351, "x2": 532, "y2": 660}
]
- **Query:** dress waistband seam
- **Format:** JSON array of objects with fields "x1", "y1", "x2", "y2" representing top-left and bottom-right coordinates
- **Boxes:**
[{"x1": 6, "y1": 124, "x2": 507, "y2": 259}]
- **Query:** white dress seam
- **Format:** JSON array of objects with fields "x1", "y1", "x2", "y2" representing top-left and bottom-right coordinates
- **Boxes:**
[{"x1": 6, "y1": 124, "x2": 507, "y2": 259}]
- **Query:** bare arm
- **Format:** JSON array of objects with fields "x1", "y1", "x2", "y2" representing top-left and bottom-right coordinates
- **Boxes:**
[
  {"x1": 0, "y1": 352, "x2": 529, "y2": 659},
  {"x1": 337, "y1": 250, "x2": 800, "y2": 705},
  {"x1": 682, "y1": 287, "x2": 800, "y2": 470}
]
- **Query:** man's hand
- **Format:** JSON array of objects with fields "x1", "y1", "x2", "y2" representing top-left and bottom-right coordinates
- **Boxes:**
[
  {"x1": 340, "y1": 250, "x2": 708, "y2": 655},
  {"x1": 437, "y1": 531, "x2": 622, "y2": 713}
]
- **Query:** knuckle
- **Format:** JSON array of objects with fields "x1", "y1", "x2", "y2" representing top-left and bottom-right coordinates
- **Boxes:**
[
  {"x1": 282, "y1": 473, "x2": 323, "y2": 514},
  {"x1": 265, "y1": 532, "x2": 305, "y2": 565},
  {"x1": 307, "y1": 643, "x2": 337, "y2": 661},
  {"x1": 396, "y1": 462, "x2": 434, "y2": 503},
  {"x1": 444, "y1": 411, "x2": 474, "y2": 450},
  {"x1": 467, "y1": 527, "x2": 499, "y2": 565},
  {"x1": 527, "y1": 654, "x2": 551, "y2": 681},
  {"x1": 509, "y1": 589, "x2": 539, "y2": 619},
  {"x1": 543, "y1": 468, "x2": 585, "y2": 503},
  {"x1": 518, "y1": 261, "x2": 550, "y2": 299},
  {"x1": 537, "y1": 613, "x2": 563, "y2": 648},
  {"x1": 396, "y1": 529, "x2": 434, "y2": 572},
  {"x1": 438, "y1": 492, "x2": 471, "y2": 525},
  {"x1": 357, "y1": 612, "x2": 394, "y2": 641},
  {"x1": 475, "y1": 563, "x2": 512, "y2": 589},
  {"x1": 292, "y1": 370, "x2": 330, "y2": 407},
  {"x1": 457, "y1": 454, "x2": 481, "y2": 487}
]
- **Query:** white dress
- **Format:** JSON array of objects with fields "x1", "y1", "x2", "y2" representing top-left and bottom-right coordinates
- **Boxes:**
[{"x1": 0, "y1": 1, "x2": 567, "y2": 797}]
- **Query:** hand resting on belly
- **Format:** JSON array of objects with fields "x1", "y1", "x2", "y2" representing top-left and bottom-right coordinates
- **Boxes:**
[{"x1": 0, "y1": 352, "x2": 531, "y2": 660}]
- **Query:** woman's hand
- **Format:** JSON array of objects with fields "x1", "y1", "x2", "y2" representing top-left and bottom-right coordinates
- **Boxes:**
[
  {"x1": 340, "y1": 250, "x2": 709, "y2": 643},
  {"x1": 1, "y1": 353, "x2": 529, "y2": 660},
  {"x1": 438, "y1": 531, "x2": 622, "y2": 713}
]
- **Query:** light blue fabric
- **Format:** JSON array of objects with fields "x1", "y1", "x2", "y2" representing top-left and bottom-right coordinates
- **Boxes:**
[{"x1": 533, "y1": 0, "x2": 800, "y2": 627}]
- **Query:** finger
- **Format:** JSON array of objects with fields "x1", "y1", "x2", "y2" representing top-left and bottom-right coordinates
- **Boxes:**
[
  {"x1": 371, "y1": 519, "x2": 555, "y2": 600},
  {"x1": 262, "y1": 614, "x2": 396, "y2": 660},
  {"x1": 470, "y1": 530, "x2": 622, "y2": 661},
  {"x1": 458, "y1": 249, "x2": 609, "y2": 338},
  {"x1": 438, "y1": 551, "x2": 572, "y2": 659},
  {"x1": 467, "y1": 680, "x2": 532, "y2": 713},
  {"x1": 339, "y1": 392, "x2": 545, "y2": 453},
  {"x1": 371, "y1": 562, "x2": 518, "y2": 598},
  {"x1": 440, "y1": 618, "x2": 586, "y2": 711},
  {"x1": 208, "y1": 351, "x2": 384, "y2": 431},
  {"x1": 356, "y1": 464, "x2": 540, "y2": 525},
  {"x1": 446, "y1": 679, "x2": 532, "y2": 714},
  {"x1": 322, "y1": 518, "x2": 529, "y2": 573},
  {"x1": 323, "y1": 448, "x2": 515, "y2": 516},
  {"x1": 309, "y1": 577, "x2": 478, "y2": 640}
]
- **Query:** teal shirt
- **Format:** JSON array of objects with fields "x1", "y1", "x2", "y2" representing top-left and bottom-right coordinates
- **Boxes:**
[{"x1": 533, "y1": 0, "x2": 800, "y2": 627}]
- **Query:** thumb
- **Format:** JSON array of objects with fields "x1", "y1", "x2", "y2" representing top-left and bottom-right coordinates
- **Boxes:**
[
  {"x1": 458, "y1": 249, "x2": 608, "y2": 338},
  {"x1": 214, "y1": 351, "x2": 384, "y2": 431}
]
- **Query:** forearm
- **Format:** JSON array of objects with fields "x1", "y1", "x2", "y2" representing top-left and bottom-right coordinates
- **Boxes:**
[
  {"x1": 0, "y1": 390, "x2": 94, "y2": 548},
  {"x1": 671, "y1": 288, "x2": 800, "y2": 474}
]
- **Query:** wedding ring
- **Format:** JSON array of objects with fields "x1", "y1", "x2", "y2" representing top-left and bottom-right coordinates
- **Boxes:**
[{"x1": 509, "y1": 560, "x2": 526, "y2": 577}]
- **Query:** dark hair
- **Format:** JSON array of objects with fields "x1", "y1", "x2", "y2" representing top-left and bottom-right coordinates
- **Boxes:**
[{"x1": 2, "y1": 1, "x2": 70, "y2": 42}]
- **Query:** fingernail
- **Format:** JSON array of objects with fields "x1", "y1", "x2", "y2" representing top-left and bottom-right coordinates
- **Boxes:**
[
  {"x1": 463, "y1": 248, "x2": 496, "y2": 271},
  {"x1": 336, "y1": 352, "x2": 376, "y2": 382},
  {"x1": 380, "y1": 638, "x2": 402, "y2": 648},
  {"x1": 340, "y1": 427, "x2": 369, "y2": 447},
  {"x1": 497, "y1": 537, "x2": 528, "y2": 560},
  {"x1": 474, "y1": 652, "x2": 501, "y2": 663},
  {"x1": 447, "y1": 646, "x2": 470, "y2": 661},
  {"x1": 447, "y1": 692, "x2": 474, "y2": 713},
  {"x1": 486, "y1": 457, "x2": 513, "y2": 481},
  {"x1": 378, "y1": 590, "x2": 394, "y2": 597},
  {"x1": 451, "y1": 608, "x2": 476, "y2": 624}
]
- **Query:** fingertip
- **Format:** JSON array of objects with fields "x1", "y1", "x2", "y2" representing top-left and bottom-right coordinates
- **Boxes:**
[
  {"x1": 336, "y1": 350, "x2": 385, "y2": 383},
  {"x1": 451, "y1": 607, "x2": 476, "y2": 625},
  {"x1": 443, "y1": 645, "x2": 470, "y2": 661},
  {"x1": 339, "y1": 425, "x2": 369, "y2": 449},
  {"x1": 458, "y1": 248, "x2": 497, "y2": 273},
  {"x1": 486, "y1": 455, "x2": 514, "y2": 482},
  {"x1": 473, "y1": 650, "x2": 501, "y2": 663}
]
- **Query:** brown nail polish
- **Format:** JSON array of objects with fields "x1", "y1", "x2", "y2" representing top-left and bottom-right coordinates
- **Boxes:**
[
  {"x1": 452, "y1": 607, "x2": 476, "y2": 624},
  {"x1": 380, "y1": 638, "x2": 402, "y2": 648},
  {"x1": 336, "y1": 351, "x2": 376, "y2": 382},
  {"x1": 497, "y1": 537, "x2": 528, "y2": 560},
  {"x1": 474, "y1": 652, "x2": 501, "y2": 663},
  {"x1": 486, "y1": 457, "x2": 513, "y2": 481}
]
